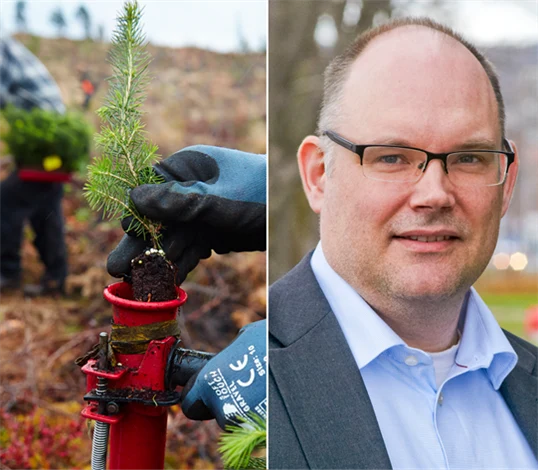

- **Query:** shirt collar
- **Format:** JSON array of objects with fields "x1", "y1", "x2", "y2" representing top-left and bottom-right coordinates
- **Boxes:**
[
  {"x1": 456, "y1": 289, "x2": 518, "y2": 389},
  {"x1": 310, "y1": 242, "x2": 518, "y2": 388},
  {"x1": 311, "y1": 242, "x2": 404, "y2": 369}
]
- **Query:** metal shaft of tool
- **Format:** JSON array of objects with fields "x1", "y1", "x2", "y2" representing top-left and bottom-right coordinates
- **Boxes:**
[
  {"x1": 91, "y1": 332, "x2": 110, "y2": 470},
  {"x1": 91, "y1": 416, "x2": 110, "y2": 470}
]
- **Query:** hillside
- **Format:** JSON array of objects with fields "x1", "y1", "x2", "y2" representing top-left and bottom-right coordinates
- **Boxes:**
[{"x1": 15, "y1": 33, "x2": 266, "y2": 157}]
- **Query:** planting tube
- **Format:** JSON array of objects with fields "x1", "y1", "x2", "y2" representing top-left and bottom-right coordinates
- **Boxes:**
[{"x1": 103, "y1": 282, "x2": 186, "y2": 470}]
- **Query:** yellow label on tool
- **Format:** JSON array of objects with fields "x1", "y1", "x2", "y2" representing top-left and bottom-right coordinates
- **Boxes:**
[{"x1": 43, "y1": 155, "x2": 63, "y2": 172}]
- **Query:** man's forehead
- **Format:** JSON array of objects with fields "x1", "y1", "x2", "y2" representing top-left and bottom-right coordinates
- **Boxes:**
[
  {"x1": 341, "y1": 26, "x2": 493, "y2": 110},
  {"x1": 336, "y1": 25, "x2": 499, "y2": 143},
  {"x1": 350, "y1": 25, "x2": 480, "y2": 76}
]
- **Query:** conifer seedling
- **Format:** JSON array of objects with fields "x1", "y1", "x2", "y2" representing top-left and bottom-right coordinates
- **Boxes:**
[
  {"x1": 84, "y1": 1, "x2": 176, "y2": 301},
  {"x1": 219, "y1": 413, "x2": 267, "y2": 469}
]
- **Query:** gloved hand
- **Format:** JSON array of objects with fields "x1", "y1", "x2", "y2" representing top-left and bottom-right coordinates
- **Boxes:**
[
  {"x1": 107, "y1": 145, "x2": 266, "y2": 283},
  {"x1": 181, "y1": 320, "x2": 267, "y2": 429}
]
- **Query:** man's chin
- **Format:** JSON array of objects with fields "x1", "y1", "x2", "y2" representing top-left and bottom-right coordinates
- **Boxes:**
[{"x1": 388, "y1": 276, "x2": 466, "y2": 303}]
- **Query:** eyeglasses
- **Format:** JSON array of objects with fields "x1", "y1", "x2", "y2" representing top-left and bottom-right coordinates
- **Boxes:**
[{"x1": 323, "y1": 130, "x2": 515, "y2": 187}]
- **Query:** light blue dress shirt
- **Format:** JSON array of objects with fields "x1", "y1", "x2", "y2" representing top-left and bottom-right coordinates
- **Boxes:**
[{"x1": 311, "y1": 243, "x2": 538, "y2": 470}]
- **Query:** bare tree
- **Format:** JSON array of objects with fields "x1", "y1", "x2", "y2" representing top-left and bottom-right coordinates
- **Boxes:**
[
  {"x1": 76, "y1": 4, "x2": 92, "y2": 40},
  {"x1": 50, "y1": 7, "x2": 67, "y2": 37},
  {"x1": 236, "y1": 16, "x2": 250, "y2": 53},
  {"x1": 97, "y1": 24, "x2": 105, "y2": 42},
  {"x1": 15, "y1": 0, "x2": 27, "y2": 32}
]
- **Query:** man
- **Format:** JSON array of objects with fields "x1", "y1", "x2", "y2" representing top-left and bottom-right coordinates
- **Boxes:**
[
  {"x1": 0, "y1": 37, "x2": 68, "y2": 296},
  {"x1": 269, "y1": 18, "x2": 537, "y2": 470}
]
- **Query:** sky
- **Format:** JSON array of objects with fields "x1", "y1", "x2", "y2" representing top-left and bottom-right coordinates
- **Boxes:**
[
  {"x1": 0, "y1": 1, "x2": 536, "y2": 51},
  {"x1": 0, "y1": 0, "x2": 267, "y2": 52},
  {"x1": 426, "y1": 0, "x2": 538, "y2": 45}
]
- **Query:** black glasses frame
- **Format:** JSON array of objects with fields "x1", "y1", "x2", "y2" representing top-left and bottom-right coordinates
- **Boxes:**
[{"x1": 323, "y1": 130, "x2": 515, "y2": 182}]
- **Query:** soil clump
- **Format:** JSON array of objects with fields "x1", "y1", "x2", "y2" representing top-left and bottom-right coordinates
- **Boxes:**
[{"x1": 131, "y1": 248, "x2": 177, "y2": 302}]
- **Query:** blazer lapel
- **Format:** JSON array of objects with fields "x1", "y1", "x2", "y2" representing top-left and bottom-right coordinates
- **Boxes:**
[
  {"x1": 270, "y1": 254, "x2": 392, "y2": 469},
  {"x1": 501, "y1": 331, "x2": 538, "y2": 458}
]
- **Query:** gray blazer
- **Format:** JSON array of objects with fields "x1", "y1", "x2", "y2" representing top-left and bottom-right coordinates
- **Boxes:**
[{"x1": 269, "y1": 253, "x2": 538, "y2": 469}]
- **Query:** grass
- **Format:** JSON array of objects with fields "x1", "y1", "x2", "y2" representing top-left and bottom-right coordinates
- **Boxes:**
[{"x1": 476, "y1": 291, "x2": 537, "y2": 340}]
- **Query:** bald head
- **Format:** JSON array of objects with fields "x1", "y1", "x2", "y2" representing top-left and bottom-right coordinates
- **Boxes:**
[
  {"x1": 318, "y1": 18, "x2": 505, "y2": 168},
  {"x1": 341, "y1": 26, "x2": 498, "y2": 145}
]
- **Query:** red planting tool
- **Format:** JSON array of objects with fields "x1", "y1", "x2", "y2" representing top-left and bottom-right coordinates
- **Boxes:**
[{"x1": 80, "y1": 282, "x2": 214, "y2": 470}]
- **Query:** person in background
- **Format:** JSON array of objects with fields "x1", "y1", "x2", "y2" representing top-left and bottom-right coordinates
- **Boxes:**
[
  {"x1": 268, "y1": 17, "x2": 537, "y2": 470},
  {"x1": 79, "y1": 71, "x2": 96, "y2": 111},
  {"x1": 0, "y1": 36, "x2": 68, "y2": 296}
]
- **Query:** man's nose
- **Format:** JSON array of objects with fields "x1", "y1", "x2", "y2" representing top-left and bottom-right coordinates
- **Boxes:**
[{"x1": 408, "y1": 160, "x2": 456, "y2": 211}]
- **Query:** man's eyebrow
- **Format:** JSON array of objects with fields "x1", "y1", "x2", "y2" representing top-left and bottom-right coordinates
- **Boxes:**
[{"x1": 454, "y1": 139, "x2": 500, "y2": 151}]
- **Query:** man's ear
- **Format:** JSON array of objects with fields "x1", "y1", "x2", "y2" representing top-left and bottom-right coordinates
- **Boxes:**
[
  {"x1": 297, "y1": 135, "x2": 326, "y2": 214},
  {"x1": 501, "y1": 140, "x2": 519, "y2": 218}
]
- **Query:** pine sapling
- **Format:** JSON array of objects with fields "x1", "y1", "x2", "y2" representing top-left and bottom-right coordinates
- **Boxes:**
[
  {"x1": 218, "y1": 413, "x2": 267, "y2": 469},
  {"x1": 84, "y1": 1, "x2": 177, "y2": 302}
]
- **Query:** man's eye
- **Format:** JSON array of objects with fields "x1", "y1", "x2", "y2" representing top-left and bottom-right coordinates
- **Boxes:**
[
  {"x1": 377, "y1": 154, "x2": 406, "y2": 164},
  {"x1": 453, "y1": 153, "x2": 483, "y2": 164}
]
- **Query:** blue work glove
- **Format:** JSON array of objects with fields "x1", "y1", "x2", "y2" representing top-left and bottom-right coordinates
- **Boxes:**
[
  {"x1": 181, "y1": 320, "x2": 267, "y2": 429},
  {"x1": 107, "y1": 145, "x2": 266, "y2": 283}
]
